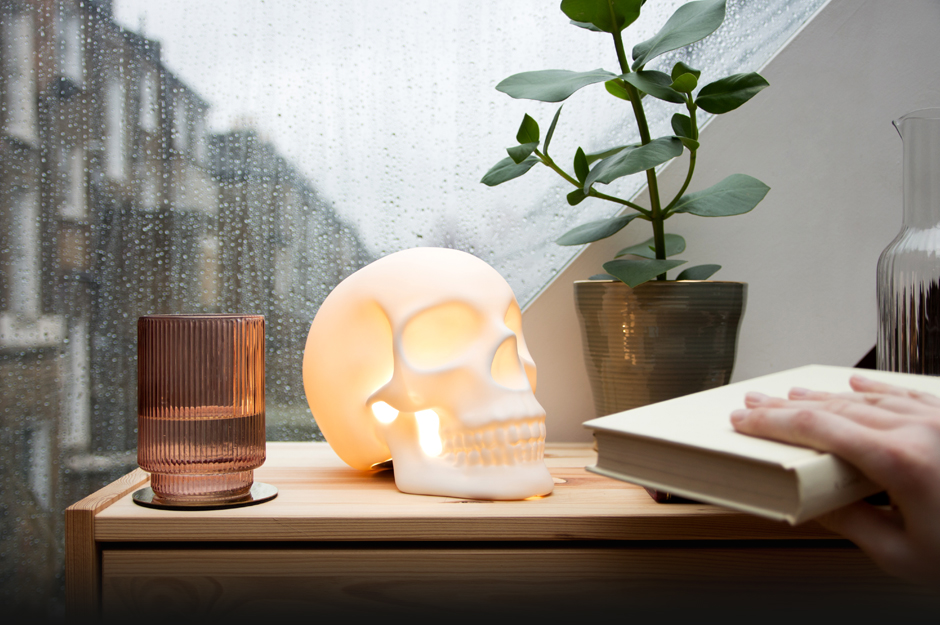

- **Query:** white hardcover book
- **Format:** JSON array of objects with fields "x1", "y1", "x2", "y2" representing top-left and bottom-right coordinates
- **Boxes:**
[{"x1": 584, "y1": 365, "x2": 940, "y2": 524}]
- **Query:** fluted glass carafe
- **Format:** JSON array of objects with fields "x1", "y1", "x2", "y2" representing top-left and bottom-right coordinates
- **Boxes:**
[{"x1": 878, "y1": 109, "x2": 940, "y2": 374}]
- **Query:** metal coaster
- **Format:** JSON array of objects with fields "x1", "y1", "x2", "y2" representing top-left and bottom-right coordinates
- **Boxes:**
[{"x1": 132, "y1": 482, "x2": 278, "y2": 511}]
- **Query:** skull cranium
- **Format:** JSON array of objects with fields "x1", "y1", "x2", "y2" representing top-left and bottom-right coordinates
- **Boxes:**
[{"x1": 302, "y1": 247, "x2": 554, "y2": 500}]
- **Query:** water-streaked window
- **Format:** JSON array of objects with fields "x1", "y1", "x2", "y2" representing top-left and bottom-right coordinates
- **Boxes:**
[
  {"x1": 3, "y1": 10, "x2": 38, "y2": 143},
  {"x1": 59, "y1": 7, "x2": 84, "y2": 86},
  {"x1": 0, "y1": 0, "x2": 825, "y2": 615},
  {"x1": 105, "y1": 76, "x2": 127, "y2": 180}
]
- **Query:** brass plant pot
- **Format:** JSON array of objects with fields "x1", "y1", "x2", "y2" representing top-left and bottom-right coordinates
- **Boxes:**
[{"x1": 574, "y1": 280, "x2": 747, "y2": 417}]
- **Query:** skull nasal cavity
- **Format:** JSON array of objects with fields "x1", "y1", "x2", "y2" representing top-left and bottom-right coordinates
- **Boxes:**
[
  {"x1": 402, "y1": 302, "x2": 484, "y2": 369},
  {"x1": 491, "y1": 336, "x2": 530, "y2": 391}
]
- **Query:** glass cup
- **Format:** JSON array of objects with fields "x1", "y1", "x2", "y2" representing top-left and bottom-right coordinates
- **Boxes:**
[{"x1": 137, "y1": 314, "x2": 266, "y2": 503}]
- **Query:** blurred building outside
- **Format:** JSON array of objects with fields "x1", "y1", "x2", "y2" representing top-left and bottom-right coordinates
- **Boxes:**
[{"x1": 0, "y1": 0, "x2": 369, "y2": 613}]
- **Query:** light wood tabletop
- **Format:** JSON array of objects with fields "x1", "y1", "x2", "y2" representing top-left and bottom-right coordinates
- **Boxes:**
[
  {"x1": 66, "y1": 442, "x2": 934, "y2": 618},
  {"x1": 92, "y1": 442, "x2": 836, "y2": 543}
]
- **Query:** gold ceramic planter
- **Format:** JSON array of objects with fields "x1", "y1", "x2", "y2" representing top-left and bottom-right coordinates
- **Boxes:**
[{"x1": 574, "y1": 280, "x2": 747, "y2": 417}]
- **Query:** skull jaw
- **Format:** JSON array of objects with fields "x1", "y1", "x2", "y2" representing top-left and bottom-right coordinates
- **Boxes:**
[
  {"x1": 393, "y1": 457, "x2": 555, "y2": 501},
  {"x1": 385, "y1": 422, "x2": 554, "y2": 500}
]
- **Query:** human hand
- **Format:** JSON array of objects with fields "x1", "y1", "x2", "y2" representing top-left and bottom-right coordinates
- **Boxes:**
[{"x1": 730, "y1": 374, "x2": 940, "y2": 586}]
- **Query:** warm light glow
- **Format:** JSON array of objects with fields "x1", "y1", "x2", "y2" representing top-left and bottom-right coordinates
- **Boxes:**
[
  {"x1": 402, "y1": 302, "x2": 483, "y2": 369},
  {"x1": 415, "y1": 409, "x2": 443, "y2": 456},
  {"x1": 491, "y1": 336, "x2": 530, "y2": 391},
  {"x1": 371, "y1": 401, "x2": 399, "y2": 424},
  {"x1": 304, "y1": 247, "x2": 554, "y2": 498}
]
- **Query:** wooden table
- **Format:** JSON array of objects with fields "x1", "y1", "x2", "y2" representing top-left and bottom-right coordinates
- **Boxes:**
[{"x1": 66, "y1": 443, "x2": 935, "y2": 619}]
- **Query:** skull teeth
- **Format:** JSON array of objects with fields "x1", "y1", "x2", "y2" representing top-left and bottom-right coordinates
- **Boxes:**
[{"x1": 440, "y1": 419, "x2": 546, "y2": 467}]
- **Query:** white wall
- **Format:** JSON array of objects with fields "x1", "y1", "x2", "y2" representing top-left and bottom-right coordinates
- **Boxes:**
[{"x1": 523, "y1": 0, "x2": 940, "y2": 442}]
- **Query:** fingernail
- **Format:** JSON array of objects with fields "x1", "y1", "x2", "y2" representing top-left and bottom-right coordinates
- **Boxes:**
[
  {"x1": 790, "y1": 387, "x2": 809, "y2": 397},
  {"x1": 730, "y1": 409, "x2": 749, "y2": 423},
  {"x1": 745, "y1": 391, "x2": 768, "y2": 404}
]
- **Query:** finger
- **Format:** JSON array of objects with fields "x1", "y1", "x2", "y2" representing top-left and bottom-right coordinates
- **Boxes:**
[
  {"x1": 743, "y1": 392, "x2": 906, "y2": 429},
  {"x1": 817, "y1": 501, "x2": 917, "y2": 583},
  {"x1": 753, "y1": 387, "x2": 898, "y2": 408},
  {"x1": 787, "y1": 387, "x2": 840, "y2": 401},
  {"x1": 752, "y1": 385, "x2": 940, "y2": 419},
  {"x1": 730, "y1": 406, "x2": 895, "y2": 485},
  {"x1": 850, "y1": 375, "x2": 940, "y2": 408},
  {"x1": 855, "y1": 392, "x2": 940, "y2": 418}
]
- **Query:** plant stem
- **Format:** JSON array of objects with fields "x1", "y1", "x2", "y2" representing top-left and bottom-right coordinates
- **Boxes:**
[
  {"x1": 665, "y1": 98, "x2": 699, "y2": 215},
  {"x1": 590, "y1": 189, "x2": 650, "y2": 216},
  {"x1": 536, "y1": 149, "x2": 650, "y2": 216},
  {"x1": 613, "y1": 28, "x2": 667, "y2": 278}
]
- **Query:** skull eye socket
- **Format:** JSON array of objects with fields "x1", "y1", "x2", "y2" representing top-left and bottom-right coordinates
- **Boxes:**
[
  {"x1": 402, "y1": 302, "x2": 483, "y2": 369},
  {"x1": 491, "y1": 336, "x2": 531, "y2": 391},
  {"x1": 503, "y1": 300, "x2": 537, "y2": 391},
  {"x1": 504, "y1": 300, "x2": 523, "y2": 336}
]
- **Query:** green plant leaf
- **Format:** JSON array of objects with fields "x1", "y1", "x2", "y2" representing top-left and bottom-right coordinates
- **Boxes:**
[
  {"x1": 671, "y1": 174, "x2": 770, "y2": 216},
  {"x1": 670, "y1": 73, "x2": 698, "y2": 92},
  {"x1": 615, "y1": 233, "x2": 686, "y2": 259},
  {"x1": 497, "y1": 69, "x2": 616, "y2": 103},
  {"x1": 671, "y1": 61, "x2": 701, "y2": 81},
  {"x1": 556, "y1": 213, "x2": 642, "y2": 245},
  {"x1": 544, "y1": 106, "x2": 563, "y2": 155},
  {"x1": 561, "y1": 0, "x2": 644, "y2": 33},
  {"x1": 507, "y1": 142, "x2": 538, "y2": 164},
  {"x1": 605, "y1": 79, "x2": 631, "y2": 101},
  {"x1": 516, "y1": 114, "x2": 540, "y2": 144},
  {"x1": 671, "y1": 113, "x2": 693, "y2": 138},
  {"x1": 632, "y1": 0, "x2": 726, "y2": 69},
  {"x1": 695, "y1": 72, "x2": 769, "y2": 114},
  {"x1": 603, "y1": 258, "x2": 687, "y2": 288},
  {"x1": 570, "y1": 20, "x2": 604, "y2": 32},
  {"x1": 567, "y1": 188, "x2": 588, "y2": 206},
  {"x1": 586, "y1": 144, "x2": 635, "y2": 164},
  {"x1": 622, "y1": 71, "x2": 685, "y2": 104},
  {"x1": 589, "y1": 273, "x2": 618, "y2": 280},
  {"x1": 676, "y1": 264, "x2": 721, "y2": 280},
  {"x1": 679, "y1": 137, "x2": 699, "y2": 151},
  {"x1": 481, "y1": 155, "x2": 540, "y2": 187},
  {"x1": 584, "y1": 136, "x2": 683, "y2": 190},
  {"x1": 574, "y1": 147, "x2": 589, "y2": 183}
]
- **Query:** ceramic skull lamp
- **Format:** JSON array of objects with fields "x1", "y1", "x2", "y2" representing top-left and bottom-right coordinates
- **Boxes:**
[{"x1": 302, "y1": 247, "x2": 554, "y2": 500}]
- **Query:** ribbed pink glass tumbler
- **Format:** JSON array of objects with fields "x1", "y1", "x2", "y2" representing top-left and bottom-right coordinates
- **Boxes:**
[{"x1": 137, "y1": 314, "x2": 265, "y2": 503}]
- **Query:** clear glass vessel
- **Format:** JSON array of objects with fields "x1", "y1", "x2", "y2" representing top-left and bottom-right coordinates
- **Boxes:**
[
  {"x1": 137, "y1": 314, "x2": 266, "y2": 502},
  {"x1": 878, "y1": 109, "x2": 940, "y2": 374}
]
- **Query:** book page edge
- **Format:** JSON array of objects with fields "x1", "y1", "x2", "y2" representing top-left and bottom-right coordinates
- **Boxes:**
[{"x1": 586, "y1": 464, "x2": 799, "y2": 525}]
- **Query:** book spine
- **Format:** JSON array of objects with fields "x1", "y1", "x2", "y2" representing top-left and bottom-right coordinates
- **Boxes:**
[{"x1": 791, "y1": 454, "x2": 880, "y2": 524}]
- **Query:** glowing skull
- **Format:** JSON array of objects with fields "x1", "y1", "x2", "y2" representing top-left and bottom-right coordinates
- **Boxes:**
[{"x1": 302, "y1": 247, "x2": 554, "y2": 500}]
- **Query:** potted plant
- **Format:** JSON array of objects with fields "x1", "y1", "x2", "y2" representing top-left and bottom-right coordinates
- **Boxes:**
[{"x1": 482, "y1": 0, "x2": 770, "y2": 416}]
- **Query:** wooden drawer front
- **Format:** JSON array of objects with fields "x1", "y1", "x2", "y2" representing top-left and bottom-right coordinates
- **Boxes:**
[{"x1": 101, "y1": 545, "x2": 928, "y2": 617}]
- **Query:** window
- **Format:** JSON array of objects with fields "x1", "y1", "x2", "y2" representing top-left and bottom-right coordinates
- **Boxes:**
[
  {"x1": 197, "y1": 236, "x2": 220, "y2": 307},
  {"x1": 105, "y1": 76, "x2": 126, "y2": 180},
  {"x1": 8, "y1": 187, "x2": 41, "y2": 319},
  {"x1": 138, "y1": 169, "x2": 159, "y2": 210},
  {"x1": 172, "y1": 92, "x2": 188, "y2": 152},
  {"x1": 59, "y1": 8, "x2": 84, "y2": 86},
  {"x1": 2, "y1": 10, "x2": 38, "y2": 144},
  {"x1": 139, "y1": 68, "x2": 159, "y2": 132},
  {"x1": 59, "y1": 147, "x2": 87, "y2": 220},
  {"x1": 0, "y1": 0, "x2": 826, "y2": 616},
  {"x1": 193, "y1": 114, "x2": 207, "y2": 165},
  {"x1": 26, "y1": 421, "x2": 54, "y2": 511},
  {"x1": 62, "y1": 318, "x2": 92, "y2": 449}
]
